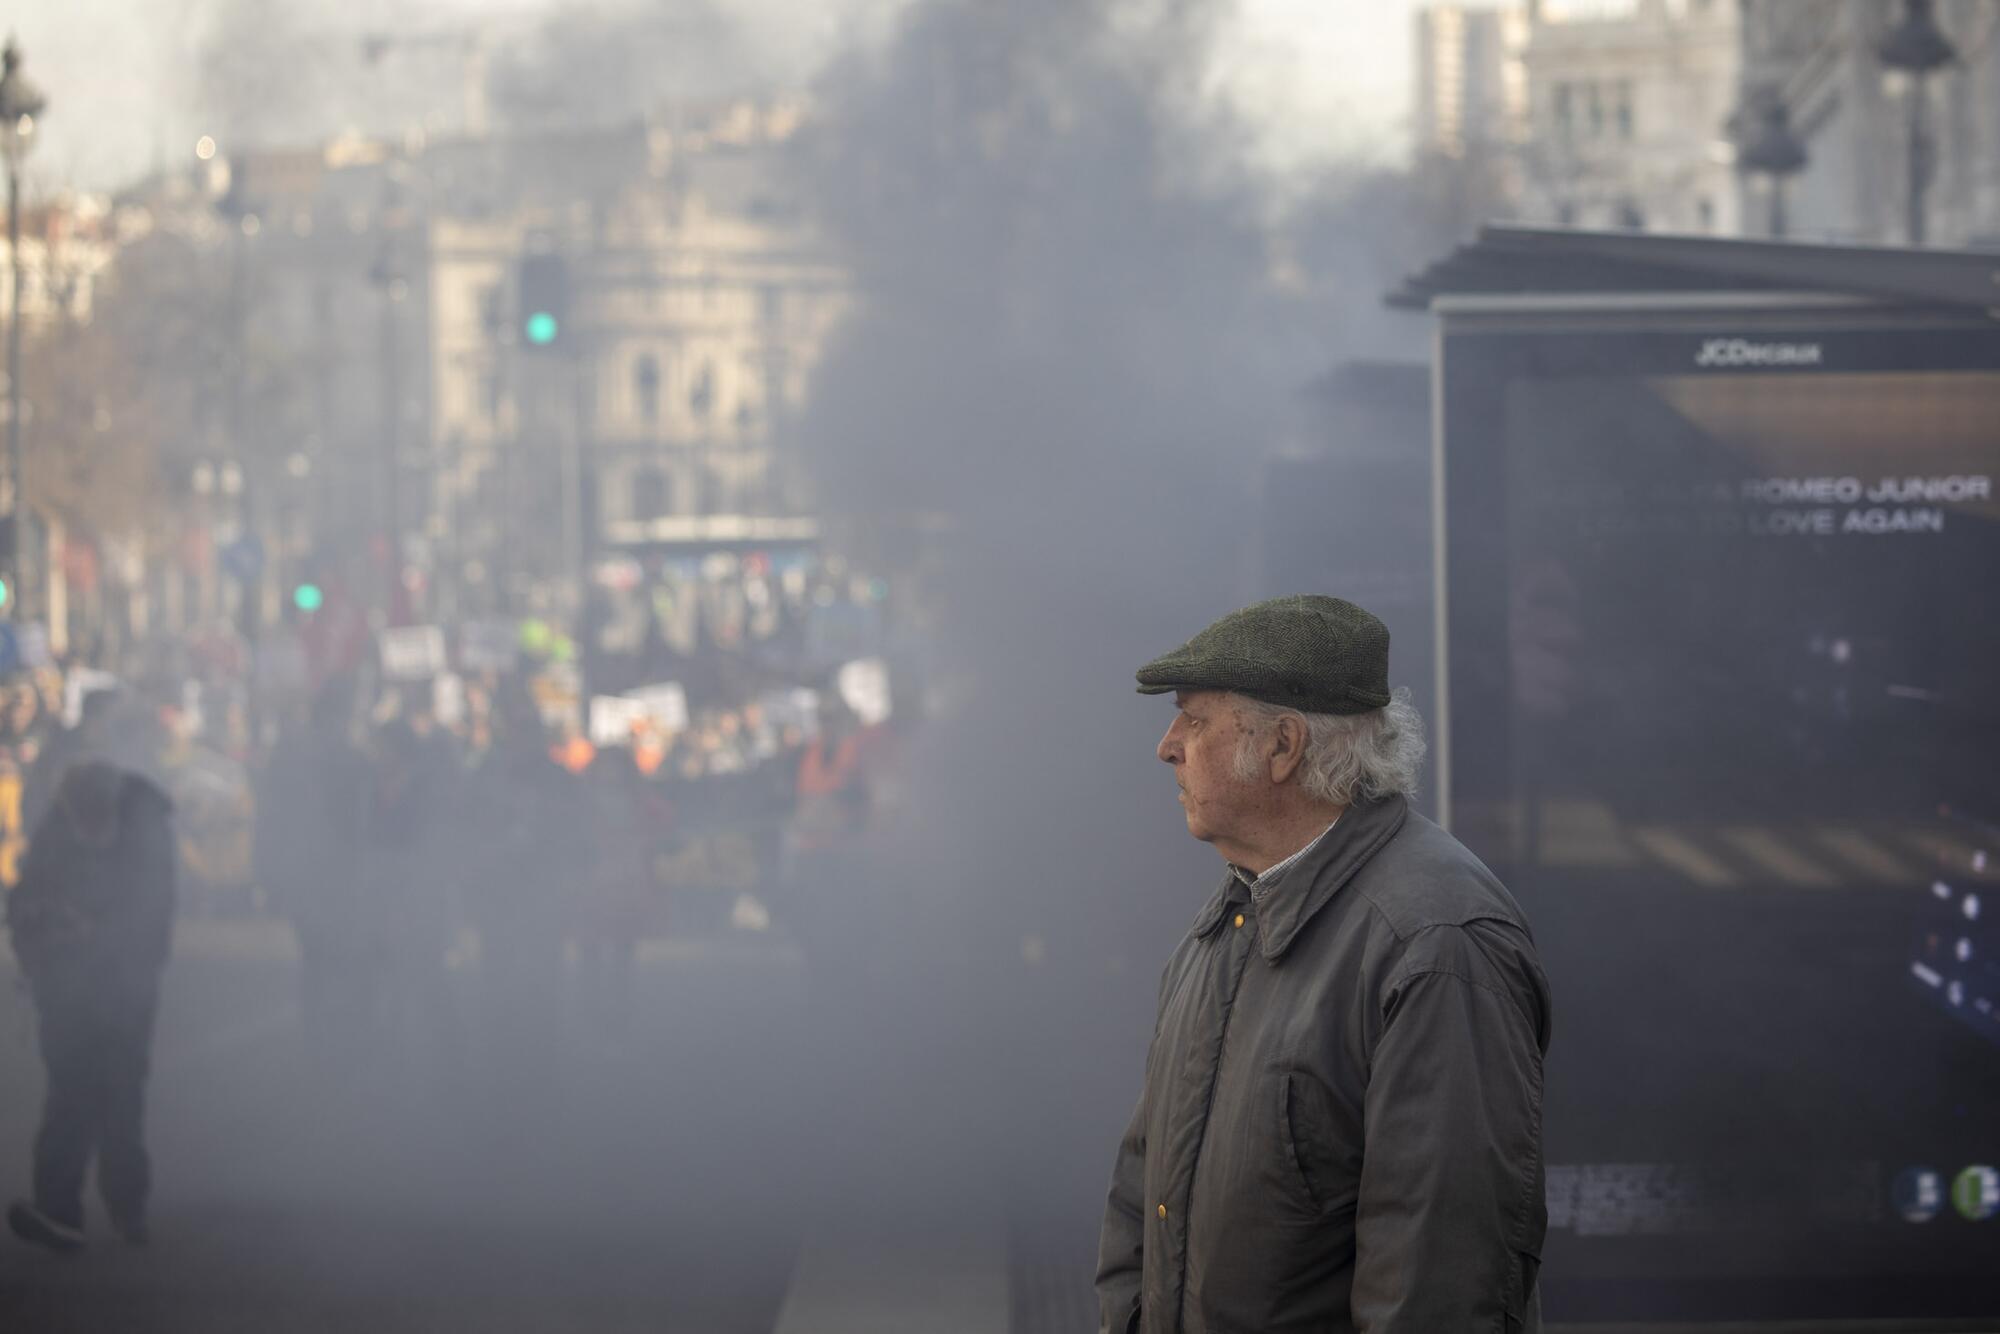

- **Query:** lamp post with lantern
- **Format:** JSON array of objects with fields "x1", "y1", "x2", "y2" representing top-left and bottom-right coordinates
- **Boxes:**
[
  {"x1": 1729, "y1": 82, "x2": 1809, "y2": 239},
  {"x1": 0, "y1": 36, "x2": 45, "y2": 614},
  {"x1": 1876, "y1": 0, "x2": 1956, "y2": 246}
]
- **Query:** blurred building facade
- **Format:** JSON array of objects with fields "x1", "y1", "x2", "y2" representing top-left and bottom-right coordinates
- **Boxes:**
[
  {"x1": 1415, "y1": 5, "x2": 1534, "y2": 161},
  {"x1": 1436, "y1": 0, "x2": 1999, "y2": 246},
  {"x1": 0, "y1": 196, "x2": 118, "y2": 328},
  {"x1": 1518, "y1": 0, "x2": 1744, "y2": 233},
  {"x1": 48, "y1": 99, "x2": 851, "y2": 660},
  {"x1": 99, "y1": 137, "x2": 433, "y2": 652},
  {"x1": 0, "y1": 184, "x2": 243, "y2": 658},
  {"x1": 1740, "y1": 0, "x2": 2000, "y2": 245},
  {"x1": 426, "y1": 101, "x2": 849, "y2": 621}
]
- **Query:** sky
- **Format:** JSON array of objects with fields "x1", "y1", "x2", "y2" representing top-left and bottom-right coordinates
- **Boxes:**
[{"x1": 14, "y1": 0, "x2": 1427, "y2": 195}]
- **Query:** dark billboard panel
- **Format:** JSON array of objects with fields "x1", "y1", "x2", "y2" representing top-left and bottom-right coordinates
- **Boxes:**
[{"x1": 1441, "y1": 318, "x2": 2000, "y2": 1324}]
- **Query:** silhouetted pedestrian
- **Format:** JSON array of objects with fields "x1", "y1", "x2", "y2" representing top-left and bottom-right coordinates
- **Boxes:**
[
  {"x1": 256, "y1": 687, "x2": 375, "y2": 1064},
  {"x1": 6, "y1": 762, "x2": 177, "y2": 1251}
]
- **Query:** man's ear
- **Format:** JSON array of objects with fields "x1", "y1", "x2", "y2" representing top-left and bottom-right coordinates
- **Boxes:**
[{"x1": 1268, "y1": 713, "x2": 1309, "y2": 786}]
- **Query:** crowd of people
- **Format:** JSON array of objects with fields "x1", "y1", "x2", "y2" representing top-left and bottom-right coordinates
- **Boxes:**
[
  {"x1": 253, "y1": 667, "x2": 896, "y2": 1062},
  {"x1": 1, "y1": 631, "x2": 906, "y2": 1252}
]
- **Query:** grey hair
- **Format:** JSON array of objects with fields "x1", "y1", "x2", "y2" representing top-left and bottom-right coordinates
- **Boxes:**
[{"x1": 1230, "y1": 688, "x2": 1428, "y2": 806}]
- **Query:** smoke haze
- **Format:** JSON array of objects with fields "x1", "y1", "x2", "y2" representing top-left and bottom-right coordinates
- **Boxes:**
[{"x1": 0, "y1": 0, "x2": 1458, "y2": 1326}]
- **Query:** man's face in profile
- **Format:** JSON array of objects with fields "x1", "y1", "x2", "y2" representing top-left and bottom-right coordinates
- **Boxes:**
[{"x1": 1157, "y1": 689, "x2": 1261, "y2": 848}]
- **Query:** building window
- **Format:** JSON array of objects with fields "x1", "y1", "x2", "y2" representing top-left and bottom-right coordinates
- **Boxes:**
[
  {"x1": 1541, "y1": 1, "x2": 1641, "y2": 17},
  {"x1": 1616, "y1": 200, "x2": 1646, "y2": 230},
  {"x1": 1553, "y1": 83, "x2": 1573, "y2": 136},
  {"x1": 689, "y1": 363, "x2": 715, "y2": 420},
  {"x1": 478, "y1": 283, "x2": 504, "y2": 335},
  {"x1": 631, "y1": 468, "x2": 672, "y2": 522},
  {"x1": 1556, "y1": 201, "x2": 1578, "y2": 226},
  {"x1": 1696, "y1": 197, "x2": 1716, "y2": 231},
  {"x1": 634, "y1": 354, "x2": 661, "y2": 425},
  {"x1": 1613, "y1": 82, "x2": 1634, "y2": 140},
  {"x1": 1584, "y1": 83, "x2": 1605, "y2": 137},
  {"x1": 479, "y1": 367, "x2": 502, "y2": 422}
]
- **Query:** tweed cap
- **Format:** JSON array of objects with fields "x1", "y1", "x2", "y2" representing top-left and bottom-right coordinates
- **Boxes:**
[{"x1": 1135, "y1": 594, "x2": 1392, "y2": 716}]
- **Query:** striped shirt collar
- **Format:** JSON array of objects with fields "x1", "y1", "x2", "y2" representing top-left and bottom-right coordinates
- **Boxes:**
[{"x1": 1231, "y1": 813, "x2": 1343, "y2": 894}]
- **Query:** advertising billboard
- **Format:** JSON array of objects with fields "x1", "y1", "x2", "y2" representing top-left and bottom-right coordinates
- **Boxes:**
[{"x1": 1440, "y1": 312, "x2": 2000, "y2": 1324}]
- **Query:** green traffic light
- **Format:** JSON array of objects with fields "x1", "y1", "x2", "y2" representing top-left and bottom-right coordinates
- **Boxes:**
[
  {"x1": 525, "y1": 311, "x2": 559, "y2": 345},
  {"x1": 0, "y1": 577, "x2": 10, "y2": 608},
  {"x1": 293, "y1": 583, "x2": 324, "y2": 612}
]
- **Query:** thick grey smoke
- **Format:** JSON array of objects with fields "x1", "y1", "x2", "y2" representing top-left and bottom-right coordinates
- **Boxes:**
[
  {"x1": 4, "y1": 2, "x2": 1467, "y2": 1318},
  {"x1": 486, "y1": 1, "x2": 757, "y2": 129},
  {"x1": 805, "y1": 0, "x2": 1285, "y2": 548},
  {"x1": 194, "y1": 0, "x2": 344, "y2": 148},
  {"x1": 792, "y1": 0, "x2": 1441, "y2": 1219}
]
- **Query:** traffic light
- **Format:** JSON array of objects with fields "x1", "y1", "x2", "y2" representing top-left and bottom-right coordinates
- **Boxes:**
[
  {"x1": 518, "y1": 251, "x2": 569, "y2": 351},
  {"x1": 0, "y1": 576, "x2": 10, "y2": 610},
  {"x1": 293, "y1": 582, "x2": 324, "y2": 613}
]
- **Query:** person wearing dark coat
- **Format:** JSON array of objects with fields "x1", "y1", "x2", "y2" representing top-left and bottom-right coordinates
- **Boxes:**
[
  {"x1": 364, "y1": 715, "x2": 461, "y2": 1068},
  {"x1": 461, "y1": 701, "x2": 584, "y2": 1072},
  {"x1": 255, "y1": 688, "x2": 375, "y2": 1059},
  {"x1": 5, "y1": 762, "x2": 177, "y2": 1251},
  {"x1": 1099, "y1": 597, "x2": 1552, "y2": 1334}
]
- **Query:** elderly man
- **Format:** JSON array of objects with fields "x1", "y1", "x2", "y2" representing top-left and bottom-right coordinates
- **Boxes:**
[{"x1": 1096, "y1": 595, "x2": 1552, "y2": 1334}]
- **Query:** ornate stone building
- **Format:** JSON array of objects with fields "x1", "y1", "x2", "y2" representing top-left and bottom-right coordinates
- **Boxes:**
[{"x1": 426, "y1": 101, "x2": 850, "y2": 617}]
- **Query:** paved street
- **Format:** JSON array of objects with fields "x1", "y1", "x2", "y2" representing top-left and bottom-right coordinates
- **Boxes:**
[
  {"x1": 0, "y1": 906, "x2": 1101, "y2": 1333},
  {"x1": 0, "y1": 919, "x2": 817, "y2": 1332}
]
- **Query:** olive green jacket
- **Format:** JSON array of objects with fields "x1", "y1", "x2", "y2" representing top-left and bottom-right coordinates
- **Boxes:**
[{"x1": 1097, "y1": 794, "x2": 1551, "y2": 1334}]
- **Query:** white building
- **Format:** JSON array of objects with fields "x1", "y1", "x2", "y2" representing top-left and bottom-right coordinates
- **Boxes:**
[
  {"x1": 426, "y1": 102, "x2": 851, "y2": 614},
  {"x1": 1517, "y1": 0, "x2": 1744, "y2": 233},
  {"x1": 0, "y1": 193, "x2": 118, "y2": 328},
  {"x1": 1746, "y1": 0, "x2": 2000, "y2": 246},
  {"x1": 1509, "y1": 0, "x2": 2000, "y2": 244}
]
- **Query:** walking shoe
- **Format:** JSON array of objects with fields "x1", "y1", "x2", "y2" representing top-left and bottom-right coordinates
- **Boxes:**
[
  {"x1": 108, "y1": 1211, "x2": 151, "y2": 1247},
  {"x1": 7, "y1": 1200, "x2": 85, "y2": 1253}
]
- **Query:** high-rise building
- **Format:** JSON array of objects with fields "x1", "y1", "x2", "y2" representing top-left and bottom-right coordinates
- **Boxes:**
[{"x1": 1415, "y1": 5, "x2": 1534, "y2": 160}]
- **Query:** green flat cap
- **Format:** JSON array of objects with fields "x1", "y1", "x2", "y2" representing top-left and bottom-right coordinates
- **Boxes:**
[{"x1": 1136, "y1": 594, "x2": 1392, "y2": 716}]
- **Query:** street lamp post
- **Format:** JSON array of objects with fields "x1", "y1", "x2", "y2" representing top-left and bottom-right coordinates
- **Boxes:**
[
  {"x1": 214, "y1": 163, "x2": 262, "y2": 645},
  {"x1": 1730, "y1": 82, "x2": 1808, "y2": 239},
  {"x1": 368, "y1": 177, "x2": 410, "y2": 624},
  {"x1": 0, "y1": 37, "x2": 45, "y2": 616},
  {"x1": 1877, "y1": 0, "x2": 1956, "y2": 246}
]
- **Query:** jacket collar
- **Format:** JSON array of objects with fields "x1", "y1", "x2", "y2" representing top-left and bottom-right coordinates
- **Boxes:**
[
  {"x1": 1189, "y1": 795, "x2": 1409, "y2": 962},
  {"x1": 1188, "y1": 876, "x2": 1239, "y2": 941}
]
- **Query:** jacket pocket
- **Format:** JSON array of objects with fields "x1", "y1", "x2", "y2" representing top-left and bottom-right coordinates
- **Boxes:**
[
  {"x1": 1504, "y1": 1247, "x2": 1542, "y2": 1331},
  {"x1": 1277, "y1": 1073, "x2": 1335, "y2": 1214}
]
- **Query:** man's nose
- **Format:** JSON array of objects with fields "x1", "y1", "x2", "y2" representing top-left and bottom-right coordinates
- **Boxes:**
[{"x1": 1157, "y1": 723, "x2": 1181, "y2": 765}]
